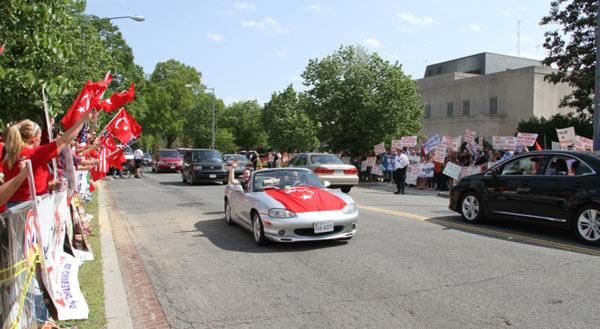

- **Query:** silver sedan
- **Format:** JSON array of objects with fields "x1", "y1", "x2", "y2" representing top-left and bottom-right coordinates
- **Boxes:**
[{"x1": 224, "y1": 168, "x2": 359, "y2": 245}]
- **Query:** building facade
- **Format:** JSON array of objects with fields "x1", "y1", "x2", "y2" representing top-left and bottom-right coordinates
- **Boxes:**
[{"x1": 417, "y1": 52, "x2": 573, "y2": 139}]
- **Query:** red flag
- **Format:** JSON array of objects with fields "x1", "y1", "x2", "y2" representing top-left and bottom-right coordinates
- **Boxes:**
[
  {"x1": 107, "y1": 148, "x2": 126, "y2": 171},
  {"x1": 105, "y1": 108, "x2": 142, "y2": 144},
  {"x1": 61, "y1": 76, "x2": 111, "y2": 129},
  {"x1": 534, "y1": 141, "x2": 543, "y2": 151},
  {"x1": 0, "y1": 44, "x2": 4, "y2": 55},
  {"x1": 100, "y1": 83, "x2": 135, "y2": 112},
  {"x1": 90, "y1": 147, "x2": 109, "y2": 181}
]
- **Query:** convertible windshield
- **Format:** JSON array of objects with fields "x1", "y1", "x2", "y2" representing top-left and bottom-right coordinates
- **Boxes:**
[
  {"x1": 252, "y1": 170, "x2": 323, "y2": 192},
  {"x1": 311, "y1": 154, "x2": 344, "y2": 164},
  {"x1": 192, "y1": 150, "x2": 222, "y2": 162}
]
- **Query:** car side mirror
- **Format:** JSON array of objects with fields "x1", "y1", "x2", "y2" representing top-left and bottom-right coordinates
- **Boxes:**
[{"x1": 323, "y1": 180, "x2": 331, "y2": 188}]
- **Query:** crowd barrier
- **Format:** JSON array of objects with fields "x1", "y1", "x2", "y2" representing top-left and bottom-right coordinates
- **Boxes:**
[{"x1": 1, "y1": 174, "x2": 95, "y2": 328}]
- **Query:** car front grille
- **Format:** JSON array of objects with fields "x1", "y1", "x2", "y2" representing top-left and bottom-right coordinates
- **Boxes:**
[
  {"x1": 294, "y1": 226, "x2": 344, "y2": 237},
  {"x1": 202, "y1": 165, "x2": 221, "y2": 170}
]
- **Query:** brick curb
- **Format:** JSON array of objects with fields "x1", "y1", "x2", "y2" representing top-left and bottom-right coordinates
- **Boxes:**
[{"x1": 104, "y1": 184, "x2": 170, "y2": 329}]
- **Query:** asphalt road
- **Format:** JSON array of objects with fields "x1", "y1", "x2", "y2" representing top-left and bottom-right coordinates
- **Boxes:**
[{"x1": 106, "y1": 172, "x2": 600, "y2": 329}]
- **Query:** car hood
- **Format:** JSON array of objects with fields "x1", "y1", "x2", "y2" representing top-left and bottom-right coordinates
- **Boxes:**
[{"x1": 263, "y1": 186, "x2": 348, "y2": 213}]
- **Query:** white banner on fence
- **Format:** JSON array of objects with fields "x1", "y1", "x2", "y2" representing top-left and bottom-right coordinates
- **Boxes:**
[
  {"x1": 400, "y1": 136, "x2": 418, "y2": 148},
  {"x1": 575, "y1": 135, "x2": 593, "y2": 151},
  {"x1": 407, "y1": 165, "x2": 419, "y2": 185},
  {"x1": 557, "y1": 127, "x2": 576, "y2": 147},
  {"x1": 465, "y1": 129, "x2": 476, "y2": 144},
  {"x1": 418, "y1": 163, "x2": 435, "y2": 177},
  {"x1": 35, "y1": 195, "x2": 89, "y2": 320},
  {"x1": 516, "y1": 132, "x2": 538, "y2": 147},
  {"x1": 374, "y1": 142, "x2": 386, "y2": 155},
  {"x1": 433, "y1": 144, "x2": 447, "y2": 163},
  {"x1": 442, "y1": 162, "x2": 461, "y2": 180}
]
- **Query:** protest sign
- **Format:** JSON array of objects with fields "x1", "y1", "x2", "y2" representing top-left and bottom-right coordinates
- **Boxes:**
[
  {"x1": 467, "y1": 166, "x2": 482, "y2": 176},
  {"x1": 391, "y1": 139, "x2": 402, "y2": 151},
  {"x1": 504, "y1": 136, "x2": 516, "y2": 151},
  {"x1": 371, "y1": 165, "x2": 383, "y2": 176},
  {"x1": 374, "y1": 142, "x2": 386, "y2": 155},
  {"x1": 407, "y1": 165, "x2": 419, "y2": 185},
  {"x1": 551, "y1": 141, "x2": 561, "y2": 150},
  {"x1": 423, "y1": 134, "x2": 440, "y2": 154},
  {"x1": 556, "y1": 127, "x2": 576, "y2": 147},
  {"x1": 452, "y1": 136, "x2": 462, "y2": 152},
  {"x1": 401, "y1": 135, "x2": 418, "y2": 147},
  {"x1": 492, "y1": 136, "x2": 503, "y2": 150},
  {"x1": 367, "y1": 157, "x2": 377, "y2": 167},
  {"x1": 407, "y1": 155, "x2": 420, "y2": 164},
  {"x1": 442, "y1": 162, "x2": 461, "y2": 180},
  {"x1": 516, "y1": 132, "x2": 538, "y2": 147},
  {"x1": 442, "y1": 135, "x2": 453, "y2": 148},
  {"x1": 465, "y1": 129, "x2": 476, "y2": 144},
  {"x1": 575, "y1": 135, "x2": 593, "y2": 151},
  {"x1": 460, "y1": 166, "x2": 470, "y2": 178},
  {"x1": 361, "y1": 160, "x2": 368, "y2": 172},
  {"x1": 433, "y1": 144, "x2": 447, "y2": 163},
  {"x1": 418, "y1": 163, "x2": 435, "y2": 177}
]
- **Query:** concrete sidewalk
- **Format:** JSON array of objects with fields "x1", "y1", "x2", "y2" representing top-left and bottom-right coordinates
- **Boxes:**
[
  {"x1": 357, "y1": 181, "x2": 450, "y2": 198},
  {"x1": 98, "y1": 183, "x2": 134, "y2": 329}
]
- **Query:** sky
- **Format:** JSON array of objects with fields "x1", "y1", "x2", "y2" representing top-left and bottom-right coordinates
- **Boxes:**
[{"x1": 86, "y1": 0, "x2": 553, "y2": 105}]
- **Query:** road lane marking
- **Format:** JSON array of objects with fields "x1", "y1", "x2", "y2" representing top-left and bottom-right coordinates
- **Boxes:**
[{"x1": 358, "y1": 205, "x2": 600, "y2": 256}]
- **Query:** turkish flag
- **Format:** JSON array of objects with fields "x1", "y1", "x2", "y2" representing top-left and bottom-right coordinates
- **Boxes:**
[
  {"x1": 61, "y1": 76, "x2": 111, "y2": 130},
  {"x1": 100, "y1": 83, "x2": 135, "y2": 112},
  {"x1": 264, "y1": 186, "x2": 347, "y2": 213},
  {"x1": 90, "y1": 147, "x2": 109, "y2": 181},
  {"x1": 534, "y1": 141, "x2": 543, "y2": 151},
  {"x1": 105, "y1": 108, "x2": 142, "y2": 144},
  {"x1": 107, "y1": 148, "x2": 126, "y2": 171},
  {"x1": 101, "y1": 134, "x2": 118, "y2": 152}
]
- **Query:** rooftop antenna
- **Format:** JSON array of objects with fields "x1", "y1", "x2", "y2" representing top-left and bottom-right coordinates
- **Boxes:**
[{"x1": 517, "y1": 19, "x2": 521, "y2": 56}]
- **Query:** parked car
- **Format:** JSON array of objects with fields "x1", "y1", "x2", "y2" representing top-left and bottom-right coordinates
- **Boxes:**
[
  {"x1": 224, "y1": 168, "x2": 359, "y2": 245},
  {"x1": 288, "y1": 153, "x2": 359, "y2": 193},
  {"x1": 181, "y1": 149, "x2": 226, "y2": 184},
  {"x1": 223, "y1": 154, "x2": 253, "y2": 181},
  {"x1": 449, "y1": 151, "x2": 600, "y2": 245},
  {"x1": 143, "y1": 153, "x2": 152, "y2": 166},
  {"x1": 152, "y1": 149, "x2": 183, "y2": 173}
]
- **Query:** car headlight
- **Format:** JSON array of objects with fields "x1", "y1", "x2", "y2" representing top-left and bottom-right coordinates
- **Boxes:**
[
  {"x1": 268, "y1": 208, "x2": 297, "y2": 218},
  {"x1": 342, "y1": 203, "x2": 357, "y2": 214}
]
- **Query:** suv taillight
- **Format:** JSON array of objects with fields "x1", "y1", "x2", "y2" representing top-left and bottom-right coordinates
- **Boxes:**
[
  {"x1": 343, "y1": 167, "x2": 358, "y2": 175},
  {"x1": 313, "y1": 167, "x2": 334, "y2": 174}
]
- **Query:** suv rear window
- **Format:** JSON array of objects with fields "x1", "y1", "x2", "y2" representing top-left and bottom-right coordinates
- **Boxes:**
[
  {"x1": 159, "y1": 150, "x2": 181, "y2": 158},
  {"x1": 192, "y1": 150, "x2": 222, "y2": 162},
  {"x1": 310, "y1": 154, "x2": 344, "y2": 164}
]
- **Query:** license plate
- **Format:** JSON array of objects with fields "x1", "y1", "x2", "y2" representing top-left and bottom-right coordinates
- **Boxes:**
[
  {"x1": 314, "y1": 221, "x2": 334, "y2": 233},
  {"x1": 170, "y1": 165, "x2": 175, "y2": 169},
  {"x1": 209, "y1": 174, "x2": 216, "y2": 178}
]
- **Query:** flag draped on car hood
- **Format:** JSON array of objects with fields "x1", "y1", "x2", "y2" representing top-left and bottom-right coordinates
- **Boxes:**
[{"x1": 265, "y1": 186, "x2": 347, "y2": 213}]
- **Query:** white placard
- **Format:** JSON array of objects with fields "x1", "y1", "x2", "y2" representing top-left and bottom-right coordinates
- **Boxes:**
[
  {"x1": 433, "y1": 144, "x2": 447, "y2": 163},
  {"x1": 442, "y1": 162, "x2": 461, "y2": 180},
  {"x1": 452, "y1": 136, "x2": 462, "y2": 152},
  {"x1": 401, "y1": 136, "x2": 418, "y2": 147},
  {"x1": 418, "y1": 163, "x2": 435, "y2": 178},
  {"x1": 465, "y1": 129, "x2": 476, "y2": 144},
  {"x1": 575, "y1": 135, "x2": 593, "y2": 151},
  {"x1": 391, "y1": 139, "x2": 402, "y2": 151},
  {"x1": 556, "y1": 127, "x2": 576, "y2": 147},
  {"x1": 371, "y1": 165, "x2": 383, "y2": 176},
  {"x1": 407, "y1": 155, "x2": 420, "y2": 164},
  {"x1": 374, "y1": 142, "x2": 386, "y2": 155},
  {"x1": 516, "y1": 132, "x2": 538, "y2": 147},
  {"x1": 407, "y1": 165, "x2": 419, "y2": 185}
]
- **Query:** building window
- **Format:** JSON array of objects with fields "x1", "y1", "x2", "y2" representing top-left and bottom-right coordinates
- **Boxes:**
[
  {"x1": 424, "y1": 104, "x2": 431, "y2": 119},
  {"x1": 489, "y1": 97, "x2": 498, "y2": 116},
  {"x1": 446, "y1": 102, "x2": 453, "y2": 118},
  {"x1": 462, "y1": 100, "x2": 470, "y2": 116}
]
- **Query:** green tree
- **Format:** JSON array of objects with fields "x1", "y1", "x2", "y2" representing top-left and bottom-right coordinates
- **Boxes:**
[
  {"x1": 145, "y1": 60, "x2": 200, "y2": 148},
  {"x1": 302, "y1": 45, "x2": 422, "y2": 155},
  {"x1": 215, "y1": 129, "x2": 239, "y2": 154},
  {"x1": 221, "y1": 100, "x2": 267, "y2": 151},
  {"x1": 540, "y1": 0, "x2": 596, "y2": 120},
  {"x1": 517, "y1": 113, "x2": 592, "y2": 148},
  {"x1": 262, "y1": 85, "x2": 319, "y2": 152}
]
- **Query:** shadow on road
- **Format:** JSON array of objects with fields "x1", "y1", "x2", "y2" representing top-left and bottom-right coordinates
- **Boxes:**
[
  {"x1": 187, "y1": 217, "x2": 348, "y2": 253},
  {"x1": 158, "y1": 181, "x2": 223, "y2": 187},
  {"x1": 423, "y1": 214, "x2": 600, "y2": 256}
]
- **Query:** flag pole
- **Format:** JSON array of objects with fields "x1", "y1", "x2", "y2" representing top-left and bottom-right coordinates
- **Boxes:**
[{"x1": 97, "y1": 107, "x2": 124, "y2": 141}]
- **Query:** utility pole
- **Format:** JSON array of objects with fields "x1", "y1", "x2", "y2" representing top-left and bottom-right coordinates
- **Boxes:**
[{"x1": 595, "y1": 0, "x2": 600, "y2": 150}]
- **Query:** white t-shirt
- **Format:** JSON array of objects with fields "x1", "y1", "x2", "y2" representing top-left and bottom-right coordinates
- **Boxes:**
[{"x1": 133, "y1": 149, "x2": 144, "y2": 160}]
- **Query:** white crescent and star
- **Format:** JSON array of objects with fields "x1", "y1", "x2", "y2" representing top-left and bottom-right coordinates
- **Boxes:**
[
  {"x1": 115, "y1": 118, "x2": 129, "y2": 131},
  {"x1": 77, "y1": 94, "x2": 90, "y2": 113}
]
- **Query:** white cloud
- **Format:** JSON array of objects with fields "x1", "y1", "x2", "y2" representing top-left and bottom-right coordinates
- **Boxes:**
[
  {"x1": 307, "y1": 4, "x2": 330, "y2": 13},
  {"x1": 467, "y1": 24, "x2": 483, "y2": 33},
  {"x1": 234, "y1": 2, "x2": 256, "y2": 11},
  {"x1": 206, "y1": 33, "x2": 225, "y2": 42},
  {"x1": 363, "y1": 37, "x2": 382, "y2": 48},
  {"x1": 397, "y1": 12, "x2": 436, "y2": 26},
  {"x1": 241, "y1": 17, "x2": 288, "y2": 35}
]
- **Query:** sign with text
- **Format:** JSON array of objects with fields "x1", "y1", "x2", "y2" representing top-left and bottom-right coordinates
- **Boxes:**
[
  {"x1": 423, "y1": 134, "x2": 441, "y2": 154},
  {"x1": 371, "y1": 164, "x2": 383, "y2": 176},
  {"x1": 391, "y1": 139, "x2": 402, "y2": 151},
  {"x1": 418, "y1": 163, "x2": 435, "y2": 177},
  {"x1": 442, "y1": 162, "x2": 462, "y2": 180},
  {"x1": 433, "y1": 144, "x2": 447, "y2": 163},
  {"x1": 407, "y1": 165, "x2": 419, "y2": 185},
  {"x1": 516, "y1": 132, "x2": 538, "y2": 147},
  {"x1": 465, "y1": 129, "x2": 476, "y2": 144},
  {"x1": 556, "y1": 127, "x2": 576, "y2": 147},
  {"x1": 575, "y1": 135, "x2": 593, "y2": 151},
  {"x1": 374, "y1": 142, "x2": 386, "y2": 155},
  {"x1": 401, "y1": 135, "x2": 418, "y2": 148}
]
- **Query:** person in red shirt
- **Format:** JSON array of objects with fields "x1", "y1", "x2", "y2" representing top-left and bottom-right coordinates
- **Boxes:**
[
  {"x1": 2, "y1": 112, "x2": 91, "y2": 207},
  {"x1": 0, "y1": 161, "x2": 28, "y2": 213}
]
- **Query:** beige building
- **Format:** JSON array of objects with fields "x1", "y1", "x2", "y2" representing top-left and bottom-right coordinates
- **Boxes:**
[{"x1": 416, "y1": 52, "x2": 573, "y2": 139}]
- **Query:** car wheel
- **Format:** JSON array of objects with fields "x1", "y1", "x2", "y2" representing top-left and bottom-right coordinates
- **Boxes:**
[
  {"x1": 252, "y1": 212, "x2": 267, "y2": 246},
  {"x1": 573, "y1": 205, "x2": 600, "y2": 245},
  {"x1": 340, "y1": 186, "x2": 352, "y2": 193},
  {"x1": 460, "y1": 192, "x2": 484, "y2": 223},
  {"x1": 224, "y1": 200, "x2": 234, "y2": 225}
]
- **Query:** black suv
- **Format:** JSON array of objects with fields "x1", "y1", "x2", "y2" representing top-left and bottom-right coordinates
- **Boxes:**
[{"x1": 181, "y1": 149, "x2": 226, "y2": 184}]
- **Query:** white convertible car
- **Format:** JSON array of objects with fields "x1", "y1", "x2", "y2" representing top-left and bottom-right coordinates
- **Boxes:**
[{"x1": 224, "y1": 168, "x2": 359, "y2": 245}]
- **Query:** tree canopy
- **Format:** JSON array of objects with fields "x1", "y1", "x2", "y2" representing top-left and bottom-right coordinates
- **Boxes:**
[{"x1": 517, "y1": 113, "x2": 592, "y2": 148}]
